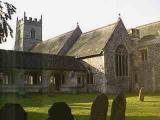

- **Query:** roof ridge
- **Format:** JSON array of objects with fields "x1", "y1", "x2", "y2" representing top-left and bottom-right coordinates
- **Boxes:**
[
  {"x1": 43, "y1": 30, "x2": 74, "y2": 43},
  {"x1": 136, "y1": 20, "x2": 160, "y2": 28},
  {"x1": 32, "y1": 30, "x2": 74, "y2": 49},
  {"x1": 83, "y1": 22, "x2": 117, "y2": 35}
]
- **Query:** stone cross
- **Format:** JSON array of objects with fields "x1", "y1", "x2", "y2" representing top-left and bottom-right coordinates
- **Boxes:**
[
  {"x1": 0, "y1": 103, "x2": 27, "y2": 120},
  {"x1": 110, "y1": 92, "x2": 126, "y2": 120},
  {"x1": 47, "y1": 102, "x2": 74, "y2": 120},
  {"x1": 89, "y1": 93, "x2": 109, "y2": 120}
]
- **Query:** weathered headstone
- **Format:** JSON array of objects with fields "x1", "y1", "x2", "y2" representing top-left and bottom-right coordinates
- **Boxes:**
[
  {"x1": 139, "y1": 87, "x2": 145, "y2": 101},
  {"x1": 0, "y1": 103, "x2": 27, "y2": 120},
  {"x1": 89, "y1": 93, "x2": 109, "y2": 120},
  {"x1": 47, "y1": 102, "x2": 74, "y2": 120},
  {"x1": 110, "y1": 92, "x2": 126, "y2": 120},
  {"x1": 48, "y1": 82, "x2": 55, "y2": 96}
]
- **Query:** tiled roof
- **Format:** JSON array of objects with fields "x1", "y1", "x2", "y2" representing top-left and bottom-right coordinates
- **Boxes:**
[
  {"x1": 0, "y1": 49, "x2": 85, "y2": 71},
  {"x1": 31, "y1": 30, "x2": 74, "y2": 54},
  {"x1": 67, "y1": 22, "x2": 117, "y2": 57},
  {"x1": 136, "y1": 21, "x2": 160, "y2": 38}
]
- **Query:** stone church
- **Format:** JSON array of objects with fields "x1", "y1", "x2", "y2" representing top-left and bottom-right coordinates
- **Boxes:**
[{"x1": 0, "y1": 12, "x2": 160, "y2": 93}]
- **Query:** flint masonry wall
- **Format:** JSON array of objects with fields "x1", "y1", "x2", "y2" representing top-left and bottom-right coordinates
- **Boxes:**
[
  {"x1": 15, "y1": 14, "x2": 42, "y2": 52},
  {"x1": 104, "y1": 20, "x2": 133, "y2": 93},
  {"x1": 23, "y1": 16, "x2": 42, "y2": 51},
  {"x1": 134, "y1": 37, "x2": 160, "y2": 92},
  {"x1": 81, "y1": 56, "x2": 106, "y2": 92}
]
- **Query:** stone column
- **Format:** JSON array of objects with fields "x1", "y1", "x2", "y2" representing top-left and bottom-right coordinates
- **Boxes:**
[
  {"x1": 42, "y1": 70, "x2": 50, "y2": 93},
  {"x1": 14, "y1": 69, "x2": 25, "y2": 94}
]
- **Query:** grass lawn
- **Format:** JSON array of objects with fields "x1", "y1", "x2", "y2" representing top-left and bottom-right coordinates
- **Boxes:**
[{"x1": 0, "y1": 93, "x2": 160, "y2": 120}]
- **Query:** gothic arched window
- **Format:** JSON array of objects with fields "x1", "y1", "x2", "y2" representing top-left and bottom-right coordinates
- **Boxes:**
[
  {"x1": 30, "y1": 29, "x2": 36, "y2": 39},
  {"x1": 115, "y1": 45, "x2": 128, "y2": 76}
]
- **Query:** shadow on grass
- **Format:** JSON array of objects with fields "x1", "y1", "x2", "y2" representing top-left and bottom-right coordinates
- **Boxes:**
[
  {"x1": 0, "y1": 93, "x2": 97, "y2": 107},
  {"x1": 28, "y1": 112, "x2": 90, "y2": 120},
  {"x1": 125, "y1": 92, "x2": 160, "y2": 98},
  {"x1": 75, "y1": 115, "x2": 158, "y2": 120},
  {"x1": 143, "y1": 100, "x2": 160, "y2": 103},
  {"x1": 74, "y1": 115, "x2": 89, "y2": 120},
  {"x1": 28, "y1": 111, "x2": 48, "y2": 120},
  {"x1": 126, "y1": 116, "x2": 158, "y2": 120}
]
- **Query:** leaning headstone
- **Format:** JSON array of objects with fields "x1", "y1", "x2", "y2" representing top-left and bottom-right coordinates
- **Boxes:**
[
  {"x1": 110, "y1": 92, "x2": 126, "y2": 120},
  {"x1": 89, "y1": 93, "x2": 109, "y2": 120},
  {"x1": 48, "y1": 82, "x2": 55, "y2": 96},
  {"x1": 0, "y1": 103, "x2": 27, "y2": 120},
  {"x1": 139, "y1": 87, "x2": 145, "y2": 101},
  {"x1": 47, "y1": 102, "x2": 74, "y2": 120}
]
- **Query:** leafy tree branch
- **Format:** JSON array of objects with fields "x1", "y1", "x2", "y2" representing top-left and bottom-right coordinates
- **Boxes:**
[{"x1": 0, "y1": 1, "x2": 16, "y2": 43}]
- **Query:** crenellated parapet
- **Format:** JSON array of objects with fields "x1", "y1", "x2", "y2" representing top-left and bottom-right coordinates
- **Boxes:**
[
  {"x1": 16, "y1": 12, "x2": 42, "y2": 26},
  {"x1": 15, "y1": 12, "x2": 42, "y2": 51}
]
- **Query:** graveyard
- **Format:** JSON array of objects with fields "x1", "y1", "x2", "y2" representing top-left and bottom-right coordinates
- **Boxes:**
[{"x1": 0, "y1": 93, "x2": 160, "y2": 120}]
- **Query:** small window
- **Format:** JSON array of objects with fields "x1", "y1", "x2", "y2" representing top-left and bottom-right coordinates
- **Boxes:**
[
  {"x1": 77, "y1": 76, "x2": 81, "y2": 84},
  {"x1": 30, "y1": 29, "x2": 36, "y2": 39},
  {"x1": 25, "y1": 73, "x2": 42, "y2": 85},
  {"x1": 25, "y1": 74, "x2": 33, "y2": 85},
  {"x1": 87, "y1": 70, "x2": 94, "y2": 84},
  {"x1": 0, "y1": 72, "x2": 9, "y2": 85},
  {"x1": 50, "y1": 75, "x2": 55, "y2": 84},
  {"x1": 140, "y1": 49, "x2": 148, "y2": 61},
  {"x1": 39, "y1": 75, "x2": 42, "y2": 84}
]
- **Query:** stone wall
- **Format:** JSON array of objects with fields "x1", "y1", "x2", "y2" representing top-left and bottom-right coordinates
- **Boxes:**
[
  {"x1": 23, "y1": 16, "x2": 42, "y2": 51},
  {"x1": 15, "y1": 15, "x2": 42, "y2": 52},
  {"x1": 15, "y1": 20, "x2": 25, "y2": 51},
  {"x1": 82, "y1": 55, "x2": 106, "y2": 93},
  {"x1": 104, "y1": 19, "x2": 133, "y2": 93},
  {"x1": 23, "y1": 24, "x2": 42, "y2": 51},
  {"x1": 61, "y1": 71, "x2": 86, "y2": 93},
  {"x1": 0, "y1": 68, "x2": 86, "y2": 93},
  {"x1": 133, "y1": 37, "x2": 160, "y2": 92}
]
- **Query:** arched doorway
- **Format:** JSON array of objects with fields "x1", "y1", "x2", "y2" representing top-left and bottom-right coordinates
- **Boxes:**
[{"x1": 49, "y1": 72, "x2": 65, "y2": 91}]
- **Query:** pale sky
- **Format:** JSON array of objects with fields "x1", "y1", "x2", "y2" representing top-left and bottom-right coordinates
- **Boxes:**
[{"x1": 0, "y1": 0, "x2": 160, "y2": 50}]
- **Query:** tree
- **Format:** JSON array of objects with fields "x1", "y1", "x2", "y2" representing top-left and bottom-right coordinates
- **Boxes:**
[{"x1": 0, "y1": 1, "x2": 16, "y2": 43}]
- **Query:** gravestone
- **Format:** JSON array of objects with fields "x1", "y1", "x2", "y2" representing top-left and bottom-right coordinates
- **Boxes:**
[
  {"x1": 110, "y1": 92, "x2": 126, "y2": 120},
  {"x1": 47, "y1": 102, "x2": 74, "y2": 120},
  {"x1": 48, "y1": 82, "x2": 55, "y2": 96},
  {"x1": 139, "y1": 87, "x2": 144, "y2": 101},
  {"x1": 89, "y1": 93, "x2": 109, "y2": 120},
  {"x1": 0, "y1": 103, "x2": 27, "y2": 120}
]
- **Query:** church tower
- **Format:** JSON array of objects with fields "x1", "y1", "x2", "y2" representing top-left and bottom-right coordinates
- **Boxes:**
[{"x1": 14, "y1": 12, "x2": 42, "y2": 51}]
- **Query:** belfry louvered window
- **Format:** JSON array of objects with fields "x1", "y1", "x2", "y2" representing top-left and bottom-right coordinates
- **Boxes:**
[
  {"x1": 30, "y1": 29, "x2": 36, "y2": 39},
  {"x1": 115, "y1": 45, "x2": 128, "y2": 76}
]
